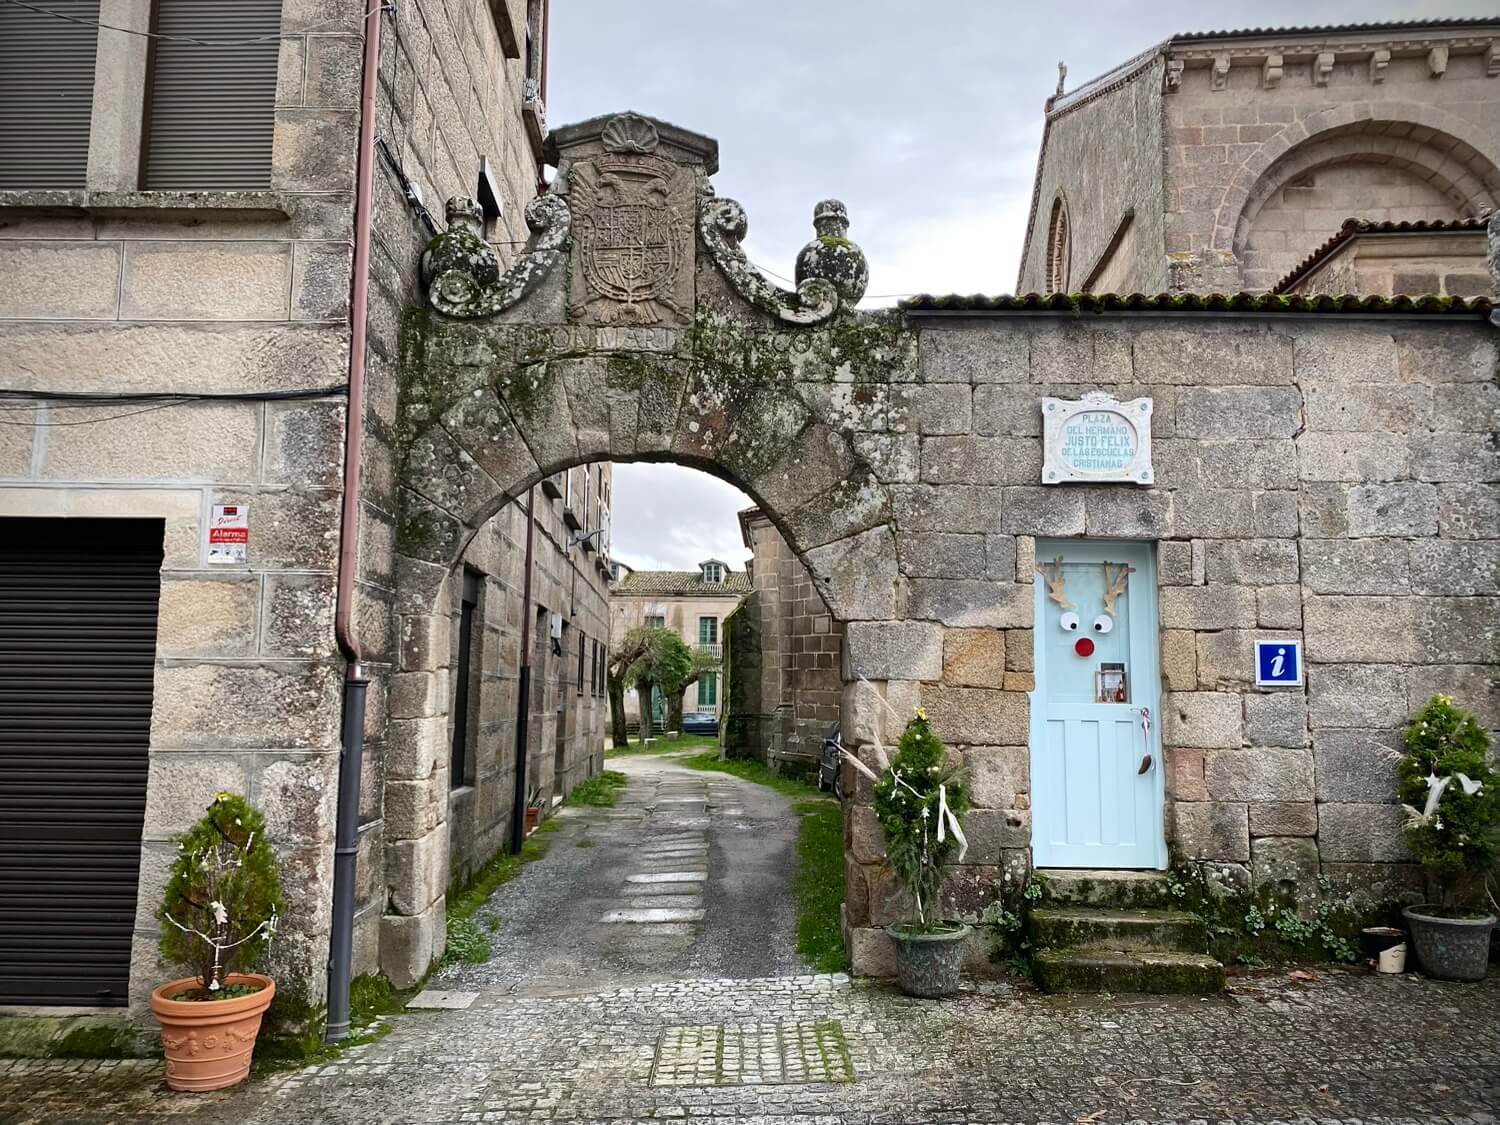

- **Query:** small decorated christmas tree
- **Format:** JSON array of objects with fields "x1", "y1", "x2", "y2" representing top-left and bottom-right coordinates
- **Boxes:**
[
  {"x1": 1397, "y1": 696, "x2": 1498, "y2": 914},
  {"x1": 160, "y1": 793, "x2": 284, "y2": 998},
  {"x1": 872, "y1": 710, "x2": 969, "y2": 933}
]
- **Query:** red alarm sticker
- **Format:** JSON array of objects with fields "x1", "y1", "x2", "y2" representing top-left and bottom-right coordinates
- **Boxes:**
[{"x1": 207, "y1": 504, "x2": 249, "y2": 564}]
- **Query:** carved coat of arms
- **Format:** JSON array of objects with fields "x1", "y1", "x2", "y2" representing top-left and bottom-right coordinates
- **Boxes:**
[{"x1": 568, "y1": 149, "x2": 694, "y2": 325}]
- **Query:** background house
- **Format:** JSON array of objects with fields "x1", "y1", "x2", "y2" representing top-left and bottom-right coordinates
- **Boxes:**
[{"x1": 609, "y1": 560, "x2": 748, "y2": 732}]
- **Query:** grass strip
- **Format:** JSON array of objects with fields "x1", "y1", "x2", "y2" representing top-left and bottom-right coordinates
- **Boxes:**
[
  {"x1": 254, "y1": 973, "x2": 403, "y2": 1071},
  {"x1": 607, "y1": 732, "x2": 722, "y2": 758},
  {"x1": 793, "y1": 800, "x2": 848, "y2": 973},
  {"x1": 564, "y1": 769, "x2": 628, "y2": 807},
  {"x1": 677, "y1": 750, "x2": 823, "y2": 799},
  {"x1": 442, "y1": 828, "x2": 552, "y2": 966}
]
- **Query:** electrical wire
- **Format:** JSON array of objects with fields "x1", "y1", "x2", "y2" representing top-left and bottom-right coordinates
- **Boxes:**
[
  {"x1": 0, "y1": 385, "x2": 348, "y2": 425},
  {"x1": 748, "y1": 259, "x2": 913, "y2": 301},
  {"x1": 0, "y1": 401, "x2": 195, "y2": 427},
  {"x1": 0, "y1": 0, "x2": 385, "y2": 46}
]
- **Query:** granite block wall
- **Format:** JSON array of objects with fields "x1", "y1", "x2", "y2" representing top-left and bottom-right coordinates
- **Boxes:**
[{"x1": 0, "y1": 0, "x2": 551, "y2": 1014}]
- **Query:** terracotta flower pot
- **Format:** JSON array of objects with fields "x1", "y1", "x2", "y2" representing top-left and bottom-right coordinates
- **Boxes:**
[
  {"x1": 150, "y1": 973, "x2": 275, "y2": 1092},
  {"x1": 525, "y1": 807, "x2": 541, "y2": 833}
]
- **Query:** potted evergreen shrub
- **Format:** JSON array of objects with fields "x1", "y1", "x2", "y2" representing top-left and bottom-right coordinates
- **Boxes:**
[
  {"x1": 525, "y1": 786, "x2": 545, "y2": 834},
  {"x1": 1397, "y1": 695, "x2": 1498, "y2": 982},
  {"x1": 873, "y1": 709, "x2": 971, "y2": 997},
  {"x1": 151, "y1": 793, "x2": 284, "y2": 1092}
]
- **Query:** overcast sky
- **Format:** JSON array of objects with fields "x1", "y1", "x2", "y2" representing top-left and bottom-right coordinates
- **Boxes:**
[{"x1": 550, "y1": 1, "x2": 1491, "y2": 571}]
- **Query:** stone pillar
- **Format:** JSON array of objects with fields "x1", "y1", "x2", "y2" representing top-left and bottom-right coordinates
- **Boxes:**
[
  {"x1": 86, "y1": 0, "x2": 152, "y2": 191},
  {"x1": 379, "y1": 597, "x2": 453, "y2": 988}
]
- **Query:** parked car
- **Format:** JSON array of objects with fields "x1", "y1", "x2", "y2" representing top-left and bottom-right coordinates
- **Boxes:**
[{"x1": 817, "y1": 724, "x2": 844, "y2": 799}]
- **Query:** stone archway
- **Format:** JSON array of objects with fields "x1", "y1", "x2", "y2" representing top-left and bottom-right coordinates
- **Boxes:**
[{"x1": 382, "y1": 112, "x2": 915, "y2": 981}]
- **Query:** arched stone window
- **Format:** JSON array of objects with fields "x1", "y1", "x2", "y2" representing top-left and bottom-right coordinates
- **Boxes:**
[{"x1": 1045, "y1": 195, "x2": 1071, "y2": 293}]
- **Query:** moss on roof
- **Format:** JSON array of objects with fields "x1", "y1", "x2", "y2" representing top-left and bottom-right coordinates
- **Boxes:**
[
  {"x1": 1271, "y1": 217, "x2": 1492, "y2": 294},
  {"x1": 900, "y1": 291, "x2": 1495, "y2": 316},
  {"x1": 1172, "y1": 17, "x2": 1500, "y2": 41},
  {"x1": 613, "y1": 570, "x2": 751, "y2": 597}
]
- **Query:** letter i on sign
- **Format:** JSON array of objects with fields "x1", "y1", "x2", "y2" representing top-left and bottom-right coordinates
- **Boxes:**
[{"x1": 1254, "y1": 639, "x2": 1302, "y2": 687}]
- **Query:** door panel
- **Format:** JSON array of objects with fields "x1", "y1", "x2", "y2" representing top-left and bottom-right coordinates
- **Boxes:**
[{"x1": 1031, "y1": 540, "x2": 1163, "y2": 869}]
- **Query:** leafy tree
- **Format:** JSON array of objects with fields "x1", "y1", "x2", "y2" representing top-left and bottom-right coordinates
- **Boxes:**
[
  {"x1": 1397, "y1": 695, "x2": 1498, "y2": 914},
  {"x1": 872, "y1": 711, "x2": 969, "y2": 933},
  {"x1": 631, "y1": 628, "x2": 693, "y2": 736},
  {"x1": 660, "y1": 646, "x2": 719, "y2": 735},
  {"x1": 160, "y1": 793, "x2": 284, "y2": 995}
]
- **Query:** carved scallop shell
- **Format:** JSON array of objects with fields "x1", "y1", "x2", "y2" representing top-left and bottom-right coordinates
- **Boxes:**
[{"x1": 601, "y1": 113, "x2": 659, "y2": 155}]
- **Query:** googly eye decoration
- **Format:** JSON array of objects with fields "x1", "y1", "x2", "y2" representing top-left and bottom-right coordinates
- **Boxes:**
[
  {"x1": 1092, "y1": 614, "x2": 1114, "y2": 634},
  {"x1": 1059, "y1": 611, "x2": 1080, "y2": 633}
]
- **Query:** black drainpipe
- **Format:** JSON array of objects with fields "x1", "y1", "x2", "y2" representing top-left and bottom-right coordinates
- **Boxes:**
[
  {"x1": 510, "y1": 486, "x2": 538, "y2": 854},
  {"x1": 325, "y1": 671, "x2": 368, "y2": 1042}
]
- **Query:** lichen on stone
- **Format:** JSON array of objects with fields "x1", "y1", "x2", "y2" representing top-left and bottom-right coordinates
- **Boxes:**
[{"x1": 424, "y1": 195, "x2": 571, "y2": 320}]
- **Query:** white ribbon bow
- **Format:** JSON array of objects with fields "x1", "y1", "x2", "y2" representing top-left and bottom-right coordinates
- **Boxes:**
[{"x1": 937, "y1": 782, "x2": 968, "y2": 861}]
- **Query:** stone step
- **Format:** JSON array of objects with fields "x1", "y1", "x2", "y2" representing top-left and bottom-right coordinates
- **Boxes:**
[
  {"x1": 1034, "y1": 948, "x2": 1225, "y2": 995},
  {"x1": 1030, "y1": 906, "x2": 1207, "y2": 952},
  {"x1": 1036, "y1": 868, "x2": 1175, "y2": 910}
]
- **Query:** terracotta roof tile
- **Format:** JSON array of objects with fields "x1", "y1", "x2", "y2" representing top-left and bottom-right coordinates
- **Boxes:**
[
  {"x1": 1172, "y1": 18, "x2": 1500, "y2": 41},
  {"x1": 900, "y1": 291, "x2": 1494, "y2": 315},
  {"x1": 613, "y1": 570, "x2": 750, "y2": 596},
  {"x1": 1270, "y1": 217, "x2": 1491, "y2": 294}
]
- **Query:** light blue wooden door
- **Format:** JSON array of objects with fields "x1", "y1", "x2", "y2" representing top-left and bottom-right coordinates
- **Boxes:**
[{"x1": 1030, "y1": 540, "x2": 1164, "y2": 869}]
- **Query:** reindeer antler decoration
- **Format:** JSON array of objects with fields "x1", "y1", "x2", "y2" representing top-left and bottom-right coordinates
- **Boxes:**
[
  {"x1": 1102, "y1": 562, "x2": 1135, "y2": 615},
  {"x1": 1036, "y1": 557, "x2": 1073, "y2": 609}
]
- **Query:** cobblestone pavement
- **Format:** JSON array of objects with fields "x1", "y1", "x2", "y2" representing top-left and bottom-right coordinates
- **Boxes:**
[{"x1": 3, "y1": 762, "x2": 1498, "y2": 1124}]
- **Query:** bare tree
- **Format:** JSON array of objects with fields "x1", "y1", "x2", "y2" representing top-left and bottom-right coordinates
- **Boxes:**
[{"x1": 607, "y1": 627, "x2": 652, "y2": 750}]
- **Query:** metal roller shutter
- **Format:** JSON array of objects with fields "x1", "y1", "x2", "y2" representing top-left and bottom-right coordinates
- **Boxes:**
[
  {"x1": 0, "y1": 0, "x2": 101, "y2": 189},
  {"x1": 0, "y1": 518, "x2": 164, "y2": 1006},
  {"x1": 142, "y1": 0, "x2": 282, "y2": 190}
]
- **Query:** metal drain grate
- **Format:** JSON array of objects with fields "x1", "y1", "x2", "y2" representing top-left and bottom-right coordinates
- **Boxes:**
[{"x1": 650, "y1": 1020, "x2": 856, "y2": 1086}]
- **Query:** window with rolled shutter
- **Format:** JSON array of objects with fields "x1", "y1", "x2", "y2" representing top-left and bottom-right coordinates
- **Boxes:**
[
  {"x1": 142, "y1": 0, "x2": 282, "y2": 190},
  {"x1": 0, "y1": 0, "x2": 101, "y2": 189}
]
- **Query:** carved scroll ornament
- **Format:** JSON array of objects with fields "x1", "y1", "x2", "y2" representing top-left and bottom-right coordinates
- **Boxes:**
[
  {"x1": 699, "y1": 191, "x2": 849, "y2": 326},
  {"x1": 422, "y1": 194, "x2": 571, "y2": 320}
]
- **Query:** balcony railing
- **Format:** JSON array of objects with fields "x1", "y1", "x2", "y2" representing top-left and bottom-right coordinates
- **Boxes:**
[{"x1": 695, "y1": 643, "x2": 722, "y2": 661}]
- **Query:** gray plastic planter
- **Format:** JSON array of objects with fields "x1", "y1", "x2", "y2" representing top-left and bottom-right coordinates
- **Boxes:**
[
  {"x1": 1402, "y1": 905, "x2": 1496, "y2": 982},
  {"x1": 888, "y1": 924, "x2": 970, "y2": 997}
]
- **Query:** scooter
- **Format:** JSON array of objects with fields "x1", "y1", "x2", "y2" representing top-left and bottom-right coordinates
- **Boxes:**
[{"x1": 816, "y1": 724, "x2": 844, "y2": 800}]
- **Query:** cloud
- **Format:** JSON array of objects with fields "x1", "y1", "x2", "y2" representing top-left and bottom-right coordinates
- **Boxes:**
[
  {"x1": 609, "y1": 463, "x2": 755, "y2": 572},
  {"x1": 550, "y1": 1, "x2": 1494, "y2": 558}
]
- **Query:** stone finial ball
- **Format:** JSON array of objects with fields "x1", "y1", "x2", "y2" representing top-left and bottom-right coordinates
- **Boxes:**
[
  {"x1": 445, "y1": 196, "x2": 484, "y2": 231},
  {"x1": 422, "y1": 196, "x2": 499, "y2": 289},
  {"x1": 796, "y1": 198, "x2": 868, "y2": 306},
  {"x1": 812, "y1": 199, "x2": 850, "y2": 236}
]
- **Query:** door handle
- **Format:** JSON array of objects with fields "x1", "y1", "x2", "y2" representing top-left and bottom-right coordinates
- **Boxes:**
[{"x1": 1136, "y1": 706, "x2": 1153, "y2": 774}]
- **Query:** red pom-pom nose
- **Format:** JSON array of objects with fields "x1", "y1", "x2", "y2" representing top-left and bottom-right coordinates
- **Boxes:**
[{"x1": 1074, "y1": 637, "x2": 1095, "y2": 658}]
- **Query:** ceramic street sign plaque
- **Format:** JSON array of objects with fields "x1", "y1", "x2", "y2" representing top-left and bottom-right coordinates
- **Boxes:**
[{"x1": 1042, "y1": 391, "x2": 1153, "y2": 485}]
